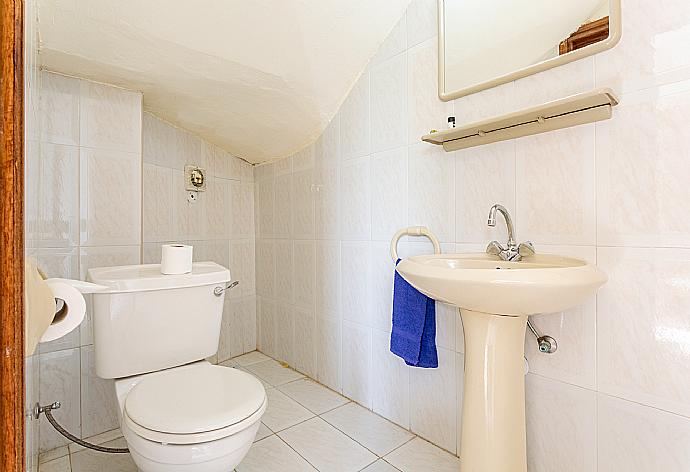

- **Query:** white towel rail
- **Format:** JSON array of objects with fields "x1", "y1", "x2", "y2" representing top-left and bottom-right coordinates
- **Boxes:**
[{"x1": 390, "y1": 226, "x2": 441, "y2": 262}]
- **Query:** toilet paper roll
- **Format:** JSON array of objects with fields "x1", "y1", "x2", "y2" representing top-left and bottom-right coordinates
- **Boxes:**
[
  {"x1": 161, "y1": 244, "x2": 194, "y2": 275},
  {"x1": 39, "y1": 280, "x2": 87, "y2": 343}
]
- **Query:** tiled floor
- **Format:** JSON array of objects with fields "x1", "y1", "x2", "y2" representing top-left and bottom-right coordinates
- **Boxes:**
[{"x1": 38, "y1": 351, "x2": 461, "y2": 472}]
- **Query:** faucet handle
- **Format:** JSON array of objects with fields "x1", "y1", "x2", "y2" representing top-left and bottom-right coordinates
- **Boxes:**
[
  {"x1": 518, "y1": 241, "x2": 535, "y2": 258},
  {"x1": 486, "y1": 241, "x2": 505, "y2": 257}
]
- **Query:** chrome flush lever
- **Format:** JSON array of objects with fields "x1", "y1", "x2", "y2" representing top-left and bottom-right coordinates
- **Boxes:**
[{"x1": 214, "y1": 280, "x2": 239, "y2": 297}]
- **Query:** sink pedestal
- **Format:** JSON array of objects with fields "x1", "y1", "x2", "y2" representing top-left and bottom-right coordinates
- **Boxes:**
[{"x1": 460, "y1": 309, "x2": 528, "y2": 472}]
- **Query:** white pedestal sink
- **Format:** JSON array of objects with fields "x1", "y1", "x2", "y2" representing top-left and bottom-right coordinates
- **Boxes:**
[{"x1": 396, "y1": 253, "x2": 607, "y2": 472}]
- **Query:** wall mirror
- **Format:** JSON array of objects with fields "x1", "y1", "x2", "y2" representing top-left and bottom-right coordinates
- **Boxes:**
[{"x1": 438, "y1": 0, "x2": 621, "y2": 101}]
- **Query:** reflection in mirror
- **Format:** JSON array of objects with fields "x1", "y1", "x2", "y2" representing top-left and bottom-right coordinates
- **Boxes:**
[{"x1": 440, "y1": 0, "x2": 620, "y2": 100}]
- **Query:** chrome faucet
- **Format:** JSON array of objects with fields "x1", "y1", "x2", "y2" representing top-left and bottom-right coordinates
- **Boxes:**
[{"x1": 486, "y1": 204, "x2": 535, "y2": 261}]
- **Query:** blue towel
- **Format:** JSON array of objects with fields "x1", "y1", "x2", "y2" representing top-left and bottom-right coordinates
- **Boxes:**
[{"x1": 390, "y1": 259, "x2": 438, "y2": 368}]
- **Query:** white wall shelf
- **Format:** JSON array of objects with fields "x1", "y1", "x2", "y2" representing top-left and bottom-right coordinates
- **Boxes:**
[{"x1": 422, "y1": 88, "x2": 619, "y2": 152}]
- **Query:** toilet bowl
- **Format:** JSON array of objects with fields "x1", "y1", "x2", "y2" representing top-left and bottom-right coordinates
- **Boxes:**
[{"x1": 115, "y1": 362, "x2": 267, "y2": 472}]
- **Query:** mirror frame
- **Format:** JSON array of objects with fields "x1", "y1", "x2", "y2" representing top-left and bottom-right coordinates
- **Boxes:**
[{"x1": 437, "y1": 0, "x2": 622, "y2": 101}]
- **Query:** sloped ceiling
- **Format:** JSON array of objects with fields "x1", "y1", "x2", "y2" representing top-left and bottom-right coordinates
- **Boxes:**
[{"x1": 38, "y1": 0, "x2": 411, "y2": 163}]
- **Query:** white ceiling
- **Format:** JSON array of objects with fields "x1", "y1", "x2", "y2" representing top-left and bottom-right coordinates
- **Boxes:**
[{"x1": 38, "y1": 0, "x2": 411, "y2": 163}]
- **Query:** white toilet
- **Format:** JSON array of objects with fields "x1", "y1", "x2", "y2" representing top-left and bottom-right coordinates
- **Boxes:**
[{"x1": 87, "y1": 261, "x2": 266, "y2": 472}]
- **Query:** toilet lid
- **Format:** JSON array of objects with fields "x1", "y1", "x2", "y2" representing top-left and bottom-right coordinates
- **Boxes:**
[{"x1": 125, "y1": 364, "x2": 265, "y2": 434}]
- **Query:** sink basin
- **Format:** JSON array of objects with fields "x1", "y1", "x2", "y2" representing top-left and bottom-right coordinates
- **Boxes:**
[
  {"x1": 396, "y1": 252, "x2": 607, "y2": 472},
  {"x1": 396, "y1": 252, "x2": 607, "y2": 315}
]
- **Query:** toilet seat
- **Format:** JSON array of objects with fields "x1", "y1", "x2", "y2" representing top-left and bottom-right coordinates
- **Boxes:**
[{"x1": 124, "y1": 364, "x2": 266, "y2": 445}]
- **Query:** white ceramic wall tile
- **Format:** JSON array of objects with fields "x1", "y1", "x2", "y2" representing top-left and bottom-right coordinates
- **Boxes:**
[
  {"x1": 597, "y1": 247, "x2": 690, "y2": 417},
  {"x1": 39, "y1": 143, "x2": 79, "y2": 247},
  {"x1": 257, "y1": 177, "x2": 275, "y2": 238},
  {"x1": 597, "y1": 80, "x2": 690, "y2": 247},
  {"x1": 80, "y1": 345, "x2": 119, "y2": 437},
  {"x1": 341, "y1": 241, "x2": 371, "y2": 326},
  {"x1": 515, "y1": 125, "x2": 595, "y2": 245},
  {"x1": 293, "y1": 241, "x2": 315, "y2": 309},
  {"x1": 407, "y1": 38, "x2": 452, "y2": 144},
  {"x1": 274, "y1": 173, "x2": 293, "y2": 238},
  {"x1": 409, "y1": 347, "x2": 457, "y2": 453},
  {"x1": 292, "y1": 170, "x2": 315, "y2": 239},
  {"x1": 79, "y1": 148, "x2": 141, "y2": 246},
  {"x1": 79, "y1": 80, "x2": 141, "y2": 154},
  {"x1": 258, "y1": 297, "x2": 276, "y2": 358},
  {"x1": 39, "y1": 348, "x2": 81, "y2": 451},
  {"x1": 340, "y1": 157, "x2": 371, "y2": 240},
  {"x1": 371, "y1": 53, "x2": 407, "y2": 153},
  {"x1": 342, "y1": 321, "x2": 372, "y2": 407},
  {"x1": 256, "y1": 240, "x2": 276, "y2": 297},
  {"x1": 514, "y1": 57, "x2": 595, "y2": 109},
  {"x1": 452, "y1": 81, "x2": 516, "y2": 124},
  {"x1": 371, "y1": 329, "x2": 410, "y2": 429},
  {"x1": 369, "y1": 242, "x2": 395, "y2": 333},
  {"x1": 142, "y1": 112, "x2": 174, "y2": 167},
  {"x1": 405, "y1": 0, "x2": 437, "y2": 48},
  {"x1": 275, "y1": 304, "x2": 295, "y2": 364},
  {"x1": 407, "y1": 142, "x2": 455, "y2": 242},
  {"x1": 293, "y1": 307, "x2": 317, "y2": 378},
  {"x1": 434, "y1": 302, "x2": 456, "y2": 351},
  {"x1": 525, "y1": 375, "x2": 597, "y2": 472},
  {"x1": 279, "y1": 417, "x2": 377, "y2": 472},
  {"x1": 598, "y1": 393, "x2": 690, "y2": 472},
  {"x1": 595, "y1": 0, "x2": 690, "y2": 94},
  {"x1": 242, "y1": 296, "x2": 258, "y2": 353},
  {"x1": 370, "y1": 147, "x2": 408, "y2": 241},
  {"x1": 316, "y1": 316, "x2": 342, "y2": 392},
  {"x1": 205, "y1": 178, "x2": 231, "y2": 239},
  {"x1": 454, "y1": 140, "x2": 516, "y2": 243},
  {"x1": 142, "y1": 164, "x2": 173, "y2": 242},
  {"x1": 315, "y1": 241, "x2": 341, "y2": 317},
  {"x1": 40, "y1": 72, "x2": 80, "y2": 146},
  {"x1": 314, "y1": 164, "x2": 340, "y2": 239},
  {"x1": 274, "y1": 240, "x2": 294, "y2": 303},
  {"x1": 340, "y1": 70, "x2": 371, "y2": 161}
]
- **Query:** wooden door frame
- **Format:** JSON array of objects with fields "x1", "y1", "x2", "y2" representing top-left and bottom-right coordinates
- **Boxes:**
[{"x1": 1, "y1": 0, "x2": 25, "y2": 471}]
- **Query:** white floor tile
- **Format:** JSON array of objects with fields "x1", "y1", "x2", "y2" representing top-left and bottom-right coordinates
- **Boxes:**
[
  {"x1": 361, "y1": 460, "x2": 402, "y2": 472},
  {"x1": 278, "y1": 378, "x2": 350, "y2": 414},
  {"x1": 237, "y1": 435, "x2": 317, "y2": 472},
  {"x1": 233, "y1": 351, "x2": 271, "y2": 366},
  {"x1": 219, "y1": 358, "x2": 239, "y2": 368},
  {"x1": 68, "y1": 428, "x2": 123, "y2": 454},
  {"x1": 385, "y1": 437, "x2": 461, "y2": 472},
  {"x1": 322, "y1": 403, "x2": 414, "y2": 456},
  {"x1": 255, "y1": 422, "x2": 273, "y2": 441},
  {"x1": 39, "y1": 446, "x2": 69, "y2": 464},
  {"x1": 38, "y1": 456, "x2": 71, "y2": 472},
  {"x1": 246, "y1": 359, "x2": 305, "y2": 386},
  {"x1": 70, "y1": 438, "x2": 137, "y2": 472},
  {"x1": 262, "y1": 388, "x2": 315, "y2": 432},
  {"x1": 279, "y1": 417, "x2": 377, "y2": 472},
  {"x1": 237, "y1": 366, "x2": 272, "y2": 388}
]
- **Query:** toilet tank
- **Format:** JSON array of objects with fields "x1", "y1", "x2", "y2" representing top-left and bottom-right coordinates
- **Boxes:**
[{"x1": 87, "y1": 262, "x2": 231, "y2": 379}]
